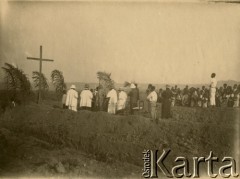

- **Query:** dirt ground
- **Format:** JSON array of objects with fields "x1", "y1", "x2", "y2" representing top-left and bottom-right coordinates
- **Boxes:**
[{"x1": 0, "y1": 101, "x2": 238, "y2": 178}]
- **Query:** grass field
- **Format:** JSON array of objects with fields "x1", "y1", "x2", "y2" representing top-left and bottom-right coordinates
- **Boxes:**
[
  {"x1": 0, "y1": 100, "x2": 239, "y2": 177},
  {"x1": 0, "y1": 89, "x2": 239, "y2": 178}
]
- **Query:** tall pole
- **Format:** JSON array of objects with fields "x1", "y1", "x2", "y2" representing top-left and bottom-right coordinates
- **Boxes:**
[
  {"x1": 40, "y1": 45, "x2": 42, "y2": 73},
  {"x1": 38, "y1": 45, "x2": 42, "y2": 103},
  {"x1": 27, "y1": 45, "x2": 54, "y2": 104}
]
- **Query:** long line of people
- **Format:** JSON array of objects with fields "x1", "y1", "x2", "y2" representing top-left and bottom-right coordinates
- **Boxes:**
[
  {"x1": 63, "y1": 83, "x2": 129, "y2": 114},
  {"x1": 63, "y1": 75, "x2": 240, "y2": 119},
  {"x1": 161, "y1": 83, "x2": 240, "y2": 108},
  {"x1": 63, "y1": 82, "x2": 172, "y2": 122}
]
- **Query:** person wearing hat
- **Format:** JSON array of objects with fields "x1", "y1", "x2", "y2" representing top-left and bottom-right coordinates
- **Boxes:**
[
  {"x1": 117, "y1": 87, "x2": 128, "y2": 114},
  {"x1": 80, "y1": 84, "x2": 93, "y2": 110},
  {"x1": 128, "y1": 83, "x2": 139, "y2": 115},
  {"x1": 65, "y1": 84, "x2": 78, "y2": 112},
  {"x1": 161, "y1": 85, "x2": 173, "y2": 119},
  {"x1": 107, "y1": 86, "x2": 118, "y2": 114}
]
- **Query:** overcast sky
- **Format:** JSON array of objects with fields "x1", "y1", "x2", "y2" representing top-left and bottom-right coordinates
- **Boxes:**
[{"x1": 0, "y1": 1, "x2": 240, "y2": 84}]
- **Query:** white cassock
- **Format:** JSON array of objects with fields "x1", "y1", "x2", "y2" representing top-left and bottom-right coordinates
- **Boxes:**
[
  {"x1": 233, "y1": 93, "x2": 240, "y2": 107},
  {"x1": 80, "y1": 90, "x2": 93, "y2": 107},
  {"x1": 147, "y1": 91, "x2": 158, "y2": 119},
  {"x1": 147, "y1": 91, "x2": 158, "y2": 103},
  {"x1": 65, "y1": 89, "x2": 78, "y2": 111},
  {"x1": 210, "y1": 78, "x2": 217, "y2": 106},
  {"x1": 107, "y1": 89, "x2": 118, "y2": 114},
  {"x1": 117, "y1": 91, "x2": 128, "y2": 111}
]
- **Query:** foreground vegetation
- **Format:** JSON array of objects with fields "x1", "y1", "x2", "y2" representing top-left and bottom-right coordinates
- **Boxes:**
[{"x1": 0, "y1": 100, "x2": 238, "y2": 177}]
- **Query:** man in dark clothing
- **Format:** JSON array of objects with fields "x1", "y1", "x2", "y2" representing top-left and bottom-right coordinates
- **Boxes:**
[
  {"x1": 128, "y1": 83, "x2": 139, "y2": 115},
  {"x1": 182, "y1": 85, "x2": 189, "y2": 106},
  {"x1": 184, "y1": 85, "x2": 189, "y2": 95},
  {"x1": 135, "y1": 83, "x2": 140, "y2": 101},
  {"x1": 158, "y1": 88, "x2": 163, "y2": 103},
  {"x1": 62, "y1": 90, "x2": 68, "y2": 109},
  {"x1": 161, "y1": 85, "x2": 172, "y2": 119},
  {"x1": 227, "y1": 86, "x2": 234, "y2": 107},
  {"x1": 223, "y1": 84, "x2": 227, "y2": 94},
  {"x1": 145, "y1": 84, "x2": 152, "y2": 113}
]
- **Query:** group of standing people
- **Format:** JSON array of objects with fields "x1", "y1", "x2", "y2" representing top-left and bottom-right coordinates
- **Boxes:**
[
  {"x1": 62, "y1": 82, "x2": 142, "y2": 115},
  {"x1": 160, "y1": 73, "x2": 240, "y2": 108},
  {"x1": 146, "y1": 84, "x2": 172, "y2": 120},
  {"x1": 145, "y1": 73, "x2": 218, "y2": 120},
  {"x1": 62, "y1": 81, "x2": 173, "y2": 121},
  {"x1": 62, "y1": 73, "x2": 239, "y2": 120},
  {"x1": 62, "y1": 84, "x2": 94, "y2": 112},
  {"x1": 62, "y1": 84, "x2": 130, "y2": 114},
  {"x1": 104, "y1": 83, "x2": 141, "y2": 115}
]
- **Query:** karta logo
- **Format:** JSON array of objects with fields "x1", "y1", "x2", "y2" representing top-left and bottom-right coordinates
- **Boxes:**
[{"x1": 142, "y1": 149, "x2": 239, "y2": 178}]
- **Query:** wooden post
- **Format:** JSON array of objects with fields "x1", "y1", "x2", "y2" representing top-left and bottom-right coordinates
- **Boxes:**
[{"x1": 27, "y1": 45, "x2": 54, "y2": 103}]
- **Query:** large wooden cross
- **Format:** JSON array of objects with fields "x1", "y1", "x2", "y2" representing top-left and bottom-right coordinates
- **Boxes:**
[{"x1": 27, "y1": 45, "x2": 54, "y2": 103}]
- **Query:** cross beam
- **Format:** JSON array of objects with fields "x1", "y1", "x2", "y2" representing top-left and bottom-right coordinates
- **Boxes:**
[
  {"x1": 27, "y1": 45, "x2": 54, "y2": 103},
  {"x1": 27, "y1": 46, "x2": 54, "y2": 74},
  {"x1": 27, "y1": 57, "x2": 54, "y2": 61}
]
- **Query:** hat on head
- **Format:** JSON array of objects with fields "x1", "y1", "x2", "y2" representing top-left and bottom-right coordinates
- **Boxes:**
[
  {"x1": 70, "y1": 85, "x2": 76, "y2": 89},
  {"x1": 166, "y1": 84, "x2": 170, "y2": 88},
  {"x1": 130, "y1": 83, "x2": 136, "y2": 89}
]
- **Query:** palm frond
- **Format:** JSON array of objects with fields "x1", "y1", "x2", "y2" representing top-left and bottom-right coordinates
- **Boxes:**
[
  {"x1": 97, "y1": 71, "x2": 112, "y2": 81},
  {"x1": 32, "y1": 71, "x2": 49, "y2": 91},
  {"x1": 51, "y1": 69, "x2": 66, "y2": 97},
  {"x1": 97, "y1": 71, "x2": 114, "y2": 90},
  {"x1": 1, "y1": 63, "x2": 31, "y2": 103},
  {"x1": 2, "y1": 67, "x2": 17, "y2": 90}
]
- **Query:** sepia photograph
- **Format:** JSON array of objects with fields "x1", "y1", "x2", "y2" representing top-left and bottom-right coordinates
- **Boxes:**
[{"x1": 0, "y1": 0, "x2": 239, "y2": 178}]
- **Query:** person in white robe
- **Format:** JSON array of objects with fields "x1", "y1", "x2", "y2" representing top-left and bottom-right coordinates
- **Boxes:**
[
  {"x1": 147, "y1": 86, "x2": 158, "y2": 120},
  {"x1": 107, "y1": 88, "x2": 118, "y2": 114},
  {"x1": 66, "y1": 85, "x2": 78, "y2": 112},
  {"x1": 117, "y1": 87, "x2": 128, "y2": 112},
  {"x1": 80, "y1": 84, "x2": 93, "y2": 110},
  {"x1": 209, "y1": 73, "x2": 217, "y2": 107}
]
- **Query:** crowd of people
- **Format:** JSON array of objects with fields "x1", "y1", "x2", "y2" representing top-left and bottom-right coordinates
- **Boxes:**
[
  {"x1": 62, "y1": 83, "x2": 139, "y2": 114},
  {"x1": 161, "y1": 83, "x2": 240, "y2": 108},
  {"x1": 62, "y1": 73, "x2": 240, "y2": 120}
]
